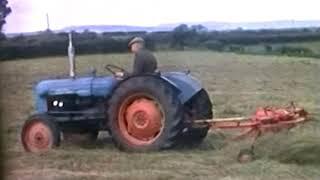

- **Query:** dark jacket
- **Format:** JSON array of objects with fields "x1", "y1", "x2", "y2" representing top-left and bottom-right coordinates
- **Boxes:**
[{"x1": 132, "y1": 49, "x2": 157, "y2": 75}]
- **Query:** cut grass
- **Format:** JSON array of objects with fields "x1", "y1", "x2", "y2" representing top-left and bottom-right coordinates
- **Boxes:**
[{"x1": 1, "y1": 51, "x2": 319, "y2": 179}]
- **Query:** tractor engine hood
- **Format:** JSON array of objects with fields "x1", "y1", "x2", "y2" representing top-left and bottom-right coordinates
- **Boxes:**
[
  {"x1": 35, "y1": 76, "x2": 118, "y2": 97},
  {"x1": 34, "y1": 76, "x2": 118, "y2": 113},
  {"x1": 35, "y1": 77, "x2": 93, "y2": 97}
]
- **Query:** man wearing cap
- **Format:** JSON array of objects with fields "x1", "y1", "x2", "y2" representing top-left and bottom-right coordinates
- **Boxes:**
[
  {"x1": 128, "y1": 37, "x2": 157, "y2": 75},
  {"x1": 115, "y1": 37, "x2": 157, "y2": 78}
]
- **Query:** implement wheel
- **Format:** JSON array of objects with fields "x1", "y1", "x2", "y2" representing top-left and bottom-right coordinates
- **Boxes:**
[
  {"x1": 107, "y1": 76, "x2": 184, "y2": 151},
  {"x1": 21, "y1": 114, "x2": 60, "y2": 153}
]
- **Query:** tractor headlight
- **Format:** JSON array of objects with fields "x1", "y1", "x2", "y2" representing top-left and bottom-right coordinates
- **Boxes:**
[
  {"x1": 52, "y1": 100, "x2": 64, "y2": 107},
  {"x1": 53, "y1": 100, "x2": 58, "y2": 106},
  {"x1": 58, "y1": 101, "x2": 64, "y2": 107}
]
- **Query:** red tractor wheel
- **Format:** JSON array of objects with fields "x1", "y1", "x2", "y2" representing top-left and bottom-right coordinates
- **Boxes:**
[
  {"x1": 107, "y1": 76, "x2": 184, "y2": 151},
  {"x1": 21, "y1": 114, "x2": 60, "y2": 153},
  {"x1": 118, "y1": 93, "x2": 164, "y2": 145}
]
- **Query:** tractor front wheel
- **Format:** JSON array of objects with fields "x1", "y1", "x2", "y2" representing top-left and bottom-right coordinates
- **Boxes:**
[{"x1": 21, "y1": 114, "x2": 60, "y2": 153}]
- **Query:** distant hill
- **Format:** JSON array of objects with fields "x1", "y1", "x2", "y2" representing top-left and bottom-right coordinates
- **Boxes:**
[
  {"x1": 6, "y1": 20, "x2": 320, "y2": 37},
  {"x1": 61, "y1": 25, "x2": 172, "y2": 33},
  {"x1": 61, "y1": 20, "x2": 320, "y2": 33},
  {"x1": 191, "y1": 20, "x2": 320, "y2": 30}
]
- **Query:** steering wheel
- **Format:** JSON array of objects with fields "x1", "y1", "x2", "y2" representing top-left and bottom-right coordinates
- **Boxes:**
[{"x1": 105, "y1": 64, "x2": 128, "y2": 76}]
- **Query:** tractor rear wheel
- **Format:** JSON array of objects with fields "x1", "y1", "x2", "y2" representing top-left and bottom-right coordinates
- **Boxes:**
[
  {"x1": 107, "y1": 76, "x2": 184, "y2": 151},
  {"x1": 21, "y1": 114, "x2": 60, "y2": 153},
  {"x1": 180, "y1": 89, "x2": 213, "y2": 146}
]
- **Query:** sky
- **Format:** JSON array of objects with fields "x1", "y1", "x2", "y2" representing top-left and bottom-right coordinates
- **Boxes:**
[{"x1": 4, "y1": 0, "x2": 320, "y2": 33}]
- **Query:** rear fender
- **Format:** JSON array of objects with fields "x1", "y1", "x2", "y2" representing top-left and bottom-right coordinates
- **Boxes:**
[
  {"x1": 109, "y1": 73, "x2": 202, "y2": 104},
  {"x1": 110, "y1": 74, "x2": 181, "y2": 95},
  {"x1": 161, "y1": 72, "x2": 203, "y2": 104}
]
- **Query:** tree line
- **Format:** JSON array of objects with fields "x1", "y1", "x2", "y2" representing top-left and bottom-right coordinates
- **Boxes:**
[{"x1": 1, "y1": 24, "x2": 320, "y2": 60}]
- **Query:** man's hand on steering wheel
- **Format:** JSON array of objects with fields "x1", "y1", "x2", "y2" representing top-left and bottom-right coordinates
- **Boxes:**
[
  {"x1": 115, "y1": 71, "x2": 125, "y2": 79},
  {"x1": 105, "y1": 64, "x2": 128, "y2": 80}
]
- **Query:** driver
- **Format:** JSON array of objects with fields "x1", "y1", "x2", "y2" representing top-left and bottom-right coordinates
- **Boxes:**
[
  {"x1": 129, "y1": 37, "x2": 157, "y2": 75},
  {"x1": 116, "y1": 37, "x2": 157, "y2": 78}
]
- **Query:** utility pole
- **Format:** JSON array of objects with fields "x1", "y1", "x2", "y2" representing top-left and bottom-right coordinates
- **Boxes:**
[
  {"x1": 46, "y1": 13, "x2": 50, "y2": 31},
  {"x1": 68, "y1": 32, "x2": 76, "y2": 78}
]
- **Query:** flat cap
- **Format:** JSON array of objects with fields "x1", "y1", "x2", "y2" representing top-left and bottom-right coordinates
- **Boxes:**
[{"x1": 128, "y1": 37, "x2": 144, "y2": 47}]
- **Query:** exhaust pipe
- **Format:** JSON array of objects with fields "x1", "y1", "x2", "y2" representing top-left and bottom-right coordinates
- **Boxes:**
[{"x1": 68, "y1": 32, "x2": 76, "y2": 78}]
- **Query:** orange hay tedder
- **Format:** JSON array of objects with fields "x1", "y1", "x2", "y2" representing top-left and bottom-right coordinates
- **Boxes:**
[{"x1": 194, "y1": 102, "x2": 309, "y2": 162}]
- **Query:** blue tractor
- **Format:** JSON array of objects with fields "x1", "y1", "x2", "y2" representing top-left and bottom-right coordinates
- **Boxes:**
[{"x1": 21, "y1": 34, "x2": 213, "y2": 152}]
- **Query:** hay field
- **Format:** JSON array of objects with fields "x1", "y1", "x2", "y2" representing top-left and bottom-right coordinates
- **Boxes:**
[{"x1": 1, "y1": 51, "x2": 319, "y2": 180}]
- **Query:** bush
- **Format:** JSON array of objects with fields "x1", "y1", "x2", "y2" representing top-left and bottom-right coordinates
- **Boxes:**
[
  {"x1": 264, "y1": 45, "x2": 272, "y2": 52},
  {"x1": 226, "y1": 45, "x2": 244, "y2": 53},
  {"x1": 275, "y1": 46, "x2": 314, "y2": 57},
  {"x1": 0, "y1": 33, "x2": 131, "y2": 60},
  {"x1": 205, "y1": 40, "x2": 224, "y2": 51}
]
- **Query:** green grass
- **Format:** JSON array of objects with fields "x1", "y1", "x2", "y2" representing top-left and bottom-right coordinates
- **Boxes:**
[
  {"x1": 244, "y1": 40, "x2": 320, "y2": 56},
  {"x1": 1, "y1": 51, "x2": 319, "y2": 179}
]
